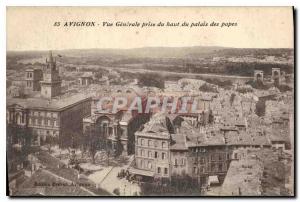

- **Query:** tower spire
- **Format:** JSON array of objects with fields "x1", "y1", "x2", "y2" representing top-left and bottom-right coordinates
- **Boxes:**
[{"x1": 49, "y1": 50, "x2": 53, "y2": 62}]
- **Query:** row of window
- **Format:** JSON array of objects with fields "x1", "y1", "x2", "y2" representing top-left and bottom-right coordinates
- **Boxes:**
[
  {"x1": 191, "y1": 148, "x2": 207, "y2": 153},
  {"x1": 7, "y1": 112, "x2": 26, "y2": 124},
  {"x1": 137, "y1": 149, "x2": 168, "y2": 160},
  {"x1": 26, "y1": 81, "x2": 32, "y2": 87},
  {"x1": 137, "y1": 159, "x2": 153, "y2": 170},
  {"x1": 157, "y1": 167, "x2": 168, "y2": 175},
  {"x1": 173, "y1": 158, "x2": 186, "y2": 166},
  {"x1": 29, "y1": 111, "x2": 58, "y2": 118},
  {"x1": 210, "y1": 153, "x2": 228, "y2": 161},
  {"x1": 191, "y1": 153, "x2": 229, "y2": 163},
  {"x1": 193, "y1": 157, "x2": 206, "y2": 164},
  {"x1": 27, "y1": 72, "x2": 33, "y2": 78},
  {"x1": 29, "y1": 118, "x2": 58, "y2": 127},
  {"x1": 137, "y1": 138, "x2": 168, "y2": 149},
  {"x1": 192, "y1": 163, "x2": 224, "y2": 174},
  {"x1": 34, "y1": 129, "x2": 58, "y2": 137}
]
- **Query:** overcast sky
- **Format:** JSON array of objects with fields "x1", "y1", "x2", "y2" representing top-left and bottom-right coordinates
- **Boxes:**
[{"x1": 7, "y1": 7, "x2": 294, "y2": 51}]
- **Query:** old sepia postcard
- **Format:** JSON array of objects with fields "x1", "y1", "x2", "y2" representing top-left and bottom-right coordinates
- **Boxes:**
[{"x1": 6, "y1": 7, "x2": 294, "y2": 196}]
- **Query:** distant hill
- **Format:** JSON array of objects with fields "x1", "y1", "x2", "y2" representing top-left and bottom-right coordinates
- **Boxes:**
[
  {"x1": 7, "y1": 46, "x2": 294, "y2": 77},
  {"x1": 7, "y1": 46, "x2": 293, "y2": 60}
]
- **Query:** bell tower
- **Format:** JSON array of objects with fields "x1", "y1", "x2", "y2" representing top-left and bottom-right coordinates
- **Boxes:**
[{"x1": 40, "y1": 51, "x2": 61, "y2": 98}]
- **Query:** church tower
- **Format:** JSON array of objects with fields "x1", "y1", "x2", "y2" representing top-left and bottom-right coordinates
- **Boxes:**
[{"x1": 40, "y1": 51, "x2": 61, "y2": 98}]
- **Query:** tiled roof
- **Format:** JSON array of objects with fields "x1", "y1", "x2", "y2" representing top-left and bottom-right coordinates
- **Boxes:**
[
  {"x1": 7, "y1": 93, "x2": 91, "y2": 111},
  {"x1": 184, "y1": 130, "x2": 225, "y2": 147},
  {"x1": 224, "y1": 131, "x2": 270, "y2": 146},
  {"x1": 81, "y1": 72, "x2": 93, "y2": 78}
]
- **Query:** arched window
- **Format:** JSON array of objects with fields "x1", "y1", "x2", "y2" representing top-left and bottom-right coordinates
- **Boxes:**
[
  {"x1": 102, "y1": 123, "x2": 108, "y2": 135},
  {"x1": 21, "y1": 113, "x2": 25, "y2": 123},
  {"x1": 16, "y1": 113, "x2": 21, "y2": 124}
]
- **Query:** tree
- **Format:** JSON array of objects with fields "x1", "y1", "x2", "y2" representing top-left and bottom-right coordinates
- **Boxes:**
[
  {"x1": 246, "y1": 79, "x2": 269, "y2": 90},
  {"x1": 114, "y1": 126, "x2": 124, "y2": 157},
  {"x1": 199, "y1": 83, "x2": 218, "y2": 93},
  {"x1": 7, "y1": 124, "x2": 33, "y2": 171},
  {"x1": 255, "y1": 99, "x2": 266, "y2": 117},
  {"x1": 278, "y1": 84, "x2": 292, "y2": 92},
  {"x1": 205, "y1": 78, "x2": 232, "y2": 89},
  {"x1": 94, "y1": 71, "x2": 103, "y2": 80},
  {"x1": 230, "y1": 93, "x2": 236, "y2": 106},
  {"x1": 137, "y1": 73, "x2": 165, "y2": 89},
  {"x1": 208, "y1": 110, "x2": 214, "y2": 124},
  {"x1": 113, "y1": 188, "x2": 120, "y2": 195},
  {"x1": 45, "y1": 135, "x2": 54, "y2": 153},
  {"x1": 84, "y1": 126, "x2": 99, "y2": 164},
  {"x1": 236, "y1": 86, "x2": 253, "y2": 94}
]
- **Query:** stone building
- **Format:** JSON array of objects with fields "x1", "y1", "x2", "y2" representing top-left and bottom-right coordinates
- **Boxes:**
[
  {"x1": 7, "y1": 85, "x2": 25, "y2": 98},
  {"x1": 128, "y1": 111, "x2": 272, "y2": 187},
  {"x1": 254, "y1": 70, "x2": 264, "y2": 82},
  {"x1": 40, "y1": 51, "x2": 61, "y2": 98},
  {"x1": 169, "y1": 134, "x2": 188, "y2": 176},
  {"x1": 180, "y1": 124, "x2": 232, "y2": 186},
  {"x1": 83, "y1": 86, "x2": 150, "y2": 155},
  {"x1": 128, "y1": 113, "x2": 232, "y2": 186},
  {"x1": 25, "y1": 67, "x2": 43, "y2": 92},
  {"x1": 79, "y1": 72, "x2": 94, "y2": 86},
  {"x1": 271, "y1": 67, "x2": 281, "y2": 85},
  {"x1": 129, "y1": 113, "x2": 173, "y2": 180},
  {"x1": 7, "y1": 93, "x2": 91, "y2": 148}
]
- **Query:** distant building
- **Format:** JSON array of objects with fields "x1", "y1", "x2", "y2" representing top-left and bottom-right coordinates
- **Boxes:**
[
  {"x1": 7, "y1": 85, "x2": 25, "y2": 98},
  {"x1": 79, "y1": 72, "x2": 94, "y2": 86},
  {"x1": 254, "y1": 68, "x2": 286, "y2": 86},
  {"x1": 271, "y1": 68, "x2": 281, "y2": 85},
  {"x1": 254, "y1": 70, "x2": 264, "y2": 82},
  {"x1": 25, "y1": 67, "x2": 43, "y2": 92}
]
